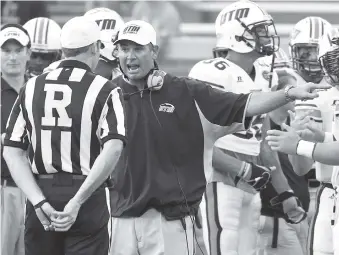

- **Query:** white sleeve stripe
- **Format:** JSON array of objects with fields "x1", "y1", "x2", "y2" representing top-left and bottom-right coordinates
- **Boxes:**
[
  {"x1": 111, "y1": 88, "x2": 126, "y2": 137},
  {"x1": 80, "y1": 75, "x2": 108, "y2": 175},
  {"x1": 25, "y1": 77, "x2": 38, "y2": 174},
  {"x1": 69, "y1": 68, "x2": 86, "y2": 82},
  {"x1": 46, "y1": 68, "x2": 63, "y2": 80},
  {"x1": 9, "y1": 104, "x2": 26, "y2": 142},
  {"x1": 5, "y1": 96, "x2": 19, "y2": 129},
  {"x1": 101, "y1": 118, "x2": 109, "y2": 139}
]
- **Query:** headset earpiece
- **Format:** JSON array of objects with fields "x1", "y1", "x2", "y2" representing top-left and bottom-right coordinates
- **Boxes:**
[{"x1": 147, "y1": 69, "x2": 166, "y2": 91}]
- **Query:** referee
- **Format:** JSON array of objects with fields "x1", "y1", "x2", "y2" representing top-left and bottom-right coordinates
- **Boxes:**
[{"x1": 3, "y1": 16, "x2": 126, "y2": 255}]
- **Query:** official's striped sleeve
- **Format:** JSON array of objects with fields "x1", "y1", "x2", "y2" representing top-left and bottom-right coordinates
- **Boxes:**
[
  {"x1": 4, "y1": 88, "x2": 28, "y2": 150},
  {"x1": 99, "y1": 87, "x2": 127, "y2": 146}
]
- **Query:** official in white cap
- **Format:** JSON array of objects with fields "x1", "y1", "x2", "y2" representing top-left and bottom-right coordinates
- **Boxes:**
[
  {"x1": 3, "y1": 15, "x2": 126, "y2": 255},
  {"x1": 60, "y1": 16, "x2": 102, "y2": 70}
]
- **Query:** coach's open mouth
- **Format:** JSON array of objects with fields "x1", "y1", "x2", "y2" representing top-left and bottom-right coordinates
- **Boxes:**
[{"x1": 127, "y1": 64, "x2": 140, "y2": 72}]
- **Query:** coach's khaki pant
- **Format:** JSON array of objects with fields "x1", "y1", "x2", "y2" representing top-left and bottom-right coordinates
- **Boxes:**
[
  {"x1": 110, "y1": 209, "x2": 195, "y2": 255},
  {"x1": 1, "y1": 184, "x2": 25, "y2": 255}
]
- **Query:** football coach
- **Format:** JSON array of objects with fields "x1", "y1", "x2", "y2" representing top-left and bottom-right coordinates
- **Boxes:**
[
  {"x1": 3, "y1": 16, "x2": 126, "y2": 255},
  {"x1": 108, "y1": 20, "x2": 330, "y2": 255}
]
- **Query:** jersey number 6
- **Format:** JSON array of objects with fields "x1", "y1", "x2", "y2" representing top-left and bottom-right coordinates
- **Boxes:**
[{"x1": 203, "y1": 59, "x2": 229, "y2": 71}]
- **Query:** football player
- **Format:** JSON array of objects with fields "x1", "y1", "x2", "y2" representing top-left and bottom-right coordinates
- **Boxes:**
[
  {"x1": 23, "y1": 17, "x2": 62, "y2": 78},
  {"x1": 43, "y1": 8, "x2": 125, "y2": 80},
  {"x1": 254, "y1": 50, "x2": 310, "y2": 255},
  {"x1": 189, "y1": 1, "x2": 306, "y2": 254},
  {"x1": 84, "y1": 7, "x2": 124, "y2": 79},
  {"x1": 285, "y1": 18, "x2": 335, "y2": 255},
  {"x1": 267, "y1": 27, "x2": 339, "y2": 255}
]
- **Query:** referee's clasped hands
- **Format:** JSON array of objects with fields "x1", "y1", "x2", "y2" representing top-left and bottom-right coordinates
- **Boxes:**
[{"x1": 35, "y1": 199, "x2": 82, "y2": 232}]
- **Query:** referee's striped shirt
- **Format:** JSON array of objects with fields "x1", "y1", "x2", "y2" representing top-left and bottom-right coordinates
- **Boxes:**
[{"x1": 4, "y1": 60, "x2": 126, "y2": 176}]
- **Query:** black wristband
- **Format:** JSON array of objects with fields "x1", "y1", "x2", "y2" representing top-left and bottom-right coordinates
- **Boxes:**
[
  {"x1": 270, "y1": 191, "x2": 295, "y2": 207},
  {"x1": 33, "y1": 199, "x2": 48, "y2": 209}
]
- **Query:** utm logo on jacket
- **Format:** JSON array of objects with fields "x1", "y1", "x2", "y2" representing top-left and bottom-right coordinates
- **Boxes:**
[{"x1": 159, "y1": 103, "x2": 175, "y2": 113}]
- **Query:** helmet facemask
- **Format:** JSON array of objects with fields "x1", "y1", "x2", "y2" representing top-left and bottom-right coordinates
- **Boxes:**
[
  {"x1": 236, "y1": 18, "x2": 280, "y2": 56},
  {"x1": 319, "y1": 46, "x2": 339, "y2": 87},
  {"x1": 291, "y1": 44, "x2": 323, "y2": 82},
  {"x1": 27, "y1": 50, "x2": 62, "y2": 77}
]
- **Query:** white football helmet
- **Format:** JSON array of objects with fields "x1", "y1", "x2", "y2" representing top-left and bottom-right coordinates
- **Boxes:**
[
  {"x1": 214, "y1": 0, "x2": 279, "y2": 56},
  {"x1": 318, "y1": 27, "x2": 339, "y2": 86},
  {"x1": 84, "y1": 7, "x2": 124, "y2": 62},
  {"x1": 289, "y1": 17, "x2": 332, "y2": 82},
  {"x1": 23, "y1": 17, "x2": 62, "y2": 77}
]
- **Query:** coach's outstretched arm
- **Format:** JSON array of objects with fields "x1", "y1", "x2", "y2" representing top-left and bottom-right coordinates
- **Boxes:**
[{"x1": 245, "y1": 83, "x2": 331, "y2": 117}]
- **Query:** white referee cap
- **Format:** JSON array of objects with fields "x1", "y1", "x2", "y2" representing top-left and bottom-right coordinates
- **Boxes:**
[
  {"x1": 114, "y1": 20, "x2": 156, "y2": 46},
  {"x1": 61, "y1": 16, "x2": 100, "y2": 49}
]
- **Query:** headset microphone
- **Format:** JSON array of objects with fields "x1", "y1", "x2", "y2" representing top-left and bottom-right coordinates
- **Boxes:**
[
  {"x1": 123, "y1": 70, "x2": 166, "y2": 100},
  {"x1": 123, "y1": 87, "x2": 153, "y2": 100}
]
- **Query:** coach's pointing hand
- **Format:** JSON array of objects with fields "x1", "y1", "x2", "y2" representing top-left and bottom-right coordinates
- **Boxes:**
[
  {"x1": 52, "y1": 198, "x2": 81, "y2": 232},
  {"x1": 287, "y1": 82, "x2": 331, "y2": 101}
]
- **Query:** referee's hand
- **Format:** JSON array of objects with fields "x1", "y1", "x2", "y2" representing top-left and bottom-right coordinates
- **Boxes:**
[
  {"x1": 35, "y1": 202, "x2": 57, "y2": 231},
  {"x1": 51, "y1": 198, "x2": 81, "y2": 232}
]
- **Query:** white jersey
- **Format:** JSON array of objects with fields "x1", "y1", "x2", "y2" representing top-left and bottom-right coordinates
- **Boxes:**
[
  {"x1": 330, "y1": 89, "x2": 339, "y2": 187},
  {"x1": 293, "y1": 71, "x2": 338, "y2": 182}
]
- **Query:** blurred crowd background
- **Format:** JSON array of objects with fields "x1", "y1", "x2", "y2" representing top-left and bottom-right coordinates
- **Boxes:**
[{"x1": 1, "y1": 0, "x2": 338, "y2": 78}]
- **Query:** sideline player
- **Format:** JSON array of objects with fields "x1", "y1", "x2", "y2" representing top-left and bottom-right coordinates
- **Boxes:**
[
  {"x1": 84, "y1": 7, "x2": 124, "y2": 79},
  {"x1": 285, "y1": 18, "x2": 335, "y2": 255},
  {"x1": 268, "y1": 27, "x2": 339, "y2": 255},
  {"x1": 23, "y1": 17, "x2": 62, "y2": 78},
  {"x1": 189, "y1": 1, "x2": 307, "y2": 254}
]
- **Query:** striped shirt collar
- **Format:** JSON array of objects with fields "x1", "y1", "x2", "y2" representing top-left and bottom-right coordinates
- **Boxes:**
[{"x1": 58, "y1": 60, "x2": 91, "y2": 72}]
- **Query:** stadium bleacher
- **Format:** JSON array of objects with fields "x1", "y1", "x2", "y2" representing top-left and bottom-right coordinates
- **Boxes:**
[{"x1": 3, "y1": 0, "x2": 339, "y2": 76}]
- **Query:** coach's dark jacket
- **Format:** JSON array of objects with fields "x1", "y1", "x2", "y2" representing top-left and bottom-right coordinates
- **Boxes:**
[{"x1": 110, "y1": 73, "x2": 252, "y2": 219}]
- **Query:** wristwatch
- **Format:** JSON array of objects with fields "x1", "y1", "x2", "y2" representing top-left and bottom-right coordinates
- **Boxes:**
[{"x1": 284, "y1": 85, "x2": 295, "y2": 102}]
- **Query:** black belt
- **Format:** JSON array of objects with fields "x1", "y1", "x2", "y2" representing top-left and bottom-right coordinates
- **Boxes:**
[
  {"x1": 322, "y1": 182, "x2": 334, "y2": 190},
  {"x1": 1, "y1": 178, "x2": 17, "y2": 187},
  {"x1": 35, "y1": 174, "x2": 86, "y2": 180},
  {"x1": 34, "y1": 173, "x2": 87, "y2": 187},
  {"x1": 34, "y1": 173, "x2": 110, "y2": 188}
]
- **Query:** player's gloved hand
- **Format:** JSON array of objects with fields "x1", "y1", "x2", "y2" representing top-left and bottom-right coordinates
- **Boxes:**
[
  {"x1": 34, "y1": 199, "x2": 57, "y2": 231},
  {"x1": 239, "y1": 163, "x2": 273, "y2": 191},
  {"x1": 270, "y1": 191, "x2": 307, "y2": 224},
  {"x1": 52, "y1": 198, "x2": 81, "y2": 232}
]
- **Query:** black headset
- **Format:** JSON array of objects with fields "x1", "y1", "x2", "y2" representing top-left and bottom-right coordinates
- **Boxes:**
[{"x1": 121, "y1": 63, "x2": 166, "y2": 100}]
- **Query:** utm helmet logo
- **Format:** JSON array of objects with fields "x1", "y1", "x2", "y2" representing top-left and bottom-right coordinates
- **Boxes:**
[{"x1": 123, "y1": 25, "x2": 141, "y2": 34}]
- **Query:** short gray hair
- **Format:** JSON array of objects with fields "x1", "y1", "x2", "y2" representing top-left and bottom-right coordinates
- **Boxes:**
[{"x1": 62, "y1": 44, "x2": 92, "y2": 58}]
